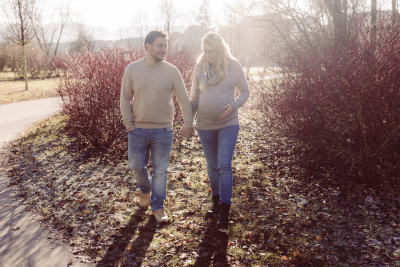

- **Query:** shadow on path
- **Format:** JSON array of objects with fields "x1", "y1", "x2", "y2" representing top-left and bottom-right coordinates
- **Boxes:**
[
  {"x1": 96, "y1": 208, "x2": 162, "y2": 267},
  {"x1": 193, "y1": 220, "x2": 229, "y2": 267}
]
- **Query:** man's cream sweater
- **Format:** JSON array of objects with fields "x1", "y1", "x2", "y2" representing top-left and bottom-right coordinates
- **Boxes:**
[{"x1": 120, "y1": 58, "x2": 193, "y2": 130}]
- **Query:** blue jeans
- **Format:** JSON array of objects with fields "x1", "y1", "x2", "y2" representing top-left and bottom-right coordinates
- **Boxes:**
[
  {"x1": 128, "y1": 127, "x2": 173, "y2": 212},
  {"x1": 197, "y1": 125, "x2": 239, "y2": 205}
]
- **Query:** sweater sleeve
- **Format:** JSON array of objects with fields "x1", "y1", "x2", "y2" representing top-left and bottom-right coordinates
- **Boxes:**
[
  {"x1": 229, "y1": 60, "x2": 250, "y2": 110},
  {"x1": 172, "y1": 68, "x2": 193, "y2": 128},
  {"x1": 120, "y1": 65, "x2": 135, "y2": 130},
  {"x1": 189, "y1": 64, "x2": 201, "y2": 120}
]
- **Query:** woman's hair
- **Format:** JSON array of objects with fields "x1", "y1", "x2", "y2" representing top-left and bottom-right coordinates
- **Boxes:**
[{"x1": 197, "y1": 32, "x2": 235, "y2": 80}]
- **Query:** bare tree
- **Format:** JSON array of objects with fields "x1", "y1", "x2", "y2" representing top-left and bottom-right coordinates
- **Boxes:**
[
  {"x1": 196, "y1": 0, "x2": 211, "y2": 28},
  {"x1": 131, "y1": 11, "x2": 149, "y2": 38},
  {"x1": 158, "y1": 0, "x2": 180, "y2": 48},
  {"x1": 53, "y1": 0, "x2": 71, "y2": 55},
  {"x1": 323, "y1": 0, "x2": 348, "y2": 42},
  {"x1": 69, "y1": 23, "x2": 94, "y2": 54},
  {"x1": 1, "y1": 0, "x2": 38, "y2": 91},
  {"x1": 221, "y1": 8, "x2": 245, "y2": 58},
  {"x1": 29, "y1": 4, "x2": 56, "y2": 55},
  {"x1": 369, "y1": 0, "x2": 376, "y2": 40},
  {"x1": 226, "y1": 0, "x2": 352, "y2": 45}
]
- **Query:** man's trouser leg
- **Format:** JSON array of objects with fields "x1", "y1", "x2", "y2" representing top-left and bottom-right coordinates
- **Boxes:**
[
  {"x1": 128, "y1": 127, "x2": 173, "y2": 212},
  {"x1": 128, "y1": 128, "x2": 151, "y2": 195},
  {"x1": 148, "y1": 127, "x2": 173, "y2": 212}
]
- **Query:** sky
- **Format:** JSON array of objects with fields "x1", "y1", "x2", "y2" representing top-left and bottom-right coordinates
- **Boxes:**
[{"x1": 69, "y1": 0, "x2": 227, "y2": 40}]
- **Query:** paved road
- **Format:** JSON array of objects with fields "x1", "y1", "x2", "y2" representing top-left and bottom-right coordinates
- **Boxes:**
[{"x1": 0, "y1": 97, "x2": 95, "y2": 267}]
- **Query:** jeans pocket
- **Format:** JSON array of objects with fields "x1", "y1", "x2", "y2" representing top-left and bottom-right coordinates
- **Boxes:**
[
  {"x1": 128, "y1": 128, "x2": 137, "y2": 136},
  {"x1": 163, "y1": 126, "x2": 173, "y2": 132}
]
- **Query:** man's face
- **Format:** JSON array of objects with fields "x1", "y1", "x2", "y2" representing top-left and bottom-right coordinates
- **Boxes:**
[{"x1": 147, "y1": 37, "x2": 167, "y2": 61}]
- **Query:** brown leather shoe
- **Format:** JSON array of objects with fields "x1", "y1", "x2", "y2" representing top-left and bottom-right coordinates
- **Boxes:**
[
  {"x1": 154, "y1": 209, "x2": 168, "y2": 223},
  {"x1": 139, "y1": 192, "x2": 150, "y2": 208}
]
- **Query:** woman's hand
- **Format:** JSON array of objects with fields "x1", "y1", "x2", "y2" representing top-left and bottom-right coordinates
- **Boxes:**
[
  {"x1": 180, "y1": 127, "x2": 194, "y2": 139},
  {"x1": 127, "y1": 126, "x2": 135, "y2": 132},
  {"x1": 219, "y1": 104, "x2": 233, "y2": 120}
]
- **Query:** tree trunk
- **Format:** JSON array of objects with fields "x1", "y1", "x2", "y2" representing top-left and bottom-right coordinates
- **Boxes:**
[
  {"x1": 343, "y1": 0, "x2": 348, "y2": 36},
  {"x1": 393, "y1": 0, "x2": 397, "y2": 25},
  {"x1": 54, "y1": 24, "x2": 65, "y2": 56},
  {"x1": 324, "y1": 0, "x2": 346, "y2": 43},
  {"x1": 371, "y1": 0, "x2": 377, "y2": 41},
  {"x1": 22, "y1": 44, "x2": 28, "y2": 91},
  {"x1": 333, "y1": 0, "x2": 343, "y2": 42}
]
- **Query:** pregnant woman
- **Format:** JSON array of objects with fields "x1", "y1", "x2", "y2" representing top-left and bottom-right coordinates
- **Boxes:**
[{"x1": 190, "y1": 32, "x2": 250, "y2": 229}]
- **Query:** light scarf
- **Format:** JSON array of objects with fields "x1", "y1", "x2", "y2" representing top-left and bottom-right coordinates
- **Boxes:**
[{"x1": 203, "y1": 59, "x2": 221, "y2": 86}]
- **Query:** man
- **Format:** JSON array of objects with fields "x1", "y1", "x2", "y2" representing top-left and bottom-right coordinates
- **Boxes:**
[{"x1": 120, "y1": 30, "x2": 193, "y2": 223}]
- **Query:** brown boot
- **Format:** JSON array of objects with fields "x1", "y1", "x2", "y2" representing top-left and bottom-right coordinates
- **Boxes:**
[
  {"x1": 154, "y1": 209, "x2": 168, "y2": 223},
  {"x1": 139, "y1": 192, "x2": 150, "y2": 208}
]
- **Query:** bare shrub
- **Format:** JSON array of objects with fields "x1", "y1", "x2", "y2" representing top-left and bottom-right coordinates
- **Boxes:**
[
  {"x1": 50, "y1": 55, "x2": 67, "y2": 77},
  {"x1": 58, "y1": 47, "x2": 197, "y2": 150},
  {"x1": 58, "y1": 48, "x2": 144, "y2": 150},
  {"x1": 26, "y1": 46, "x2": 48, "y2": 78},
  {"x1": 165, "y1": 46, "x2": 197, "y2": 124},
  {"x1": 256, "y1": 18, "x2": 400, "y2": 185}
]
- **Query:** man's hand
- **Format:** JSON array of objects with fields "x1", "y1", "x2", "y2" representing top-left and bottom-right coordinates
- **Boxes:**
[
  {"x1": 127, "y1": 126, "x2": 135, "y2": 132},
  {"x1": 219, "y1": 103, "x2": 233, "y2": 120},
  {"x1": 180, "y1": 127, "x2": 194, "y2": 139}
]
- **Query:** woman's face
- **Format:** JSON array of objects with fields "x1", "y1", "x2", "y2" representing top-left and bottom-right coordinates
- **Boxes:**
[{"x1": 202, "y1": 42, "x2": 217, "y2": 65}]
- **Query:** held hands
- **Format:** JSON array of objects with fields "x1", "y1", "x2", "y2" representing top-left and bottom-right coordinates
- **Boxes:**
[
  {"x1": 180, "y1": 127, "x2": 194, "y2": 139},
  {"x1": 219, "y1": 103, "x2": 233, "y2": 120}
]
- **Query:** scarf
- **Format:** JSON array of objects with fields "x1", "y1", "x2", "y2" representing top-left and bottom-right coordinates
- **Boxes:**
[{"x1": 203, "y1": 59, "x2": 221, "y2": 86}]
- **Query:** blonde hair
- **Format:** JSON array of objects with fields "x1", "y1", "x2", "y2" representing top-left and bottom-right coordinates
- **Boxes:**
[{"x1": 198, "y1": 32, "x2": 235, "y2": 80}]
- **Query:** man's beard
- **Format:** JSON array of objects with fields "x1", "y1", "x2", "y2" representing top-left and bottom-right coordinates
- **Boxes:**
[{"x1": 151, "y1": 48, "x2": 165, "y2": 62}]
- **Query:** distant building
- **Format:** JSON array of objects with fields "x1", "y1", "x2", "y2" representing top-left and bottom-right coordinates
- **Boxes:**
[{"x1": 182, "y1": 23, "x2": 212, "y2": 48}]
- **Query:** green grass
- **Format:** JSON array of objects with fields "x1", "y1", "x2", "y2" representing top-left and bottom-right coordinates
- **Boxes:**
[{"x1": 0, "y1": 78, "x2": 59, "y2": 104}]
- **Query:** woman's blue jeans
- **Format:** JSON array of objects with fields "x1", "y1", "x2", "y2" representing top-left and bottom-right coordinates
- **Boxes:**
[
  {"x1": 197, "y1": 125, "x2": 239, "y2": 205},
  {"x1": 128, "y1": 127, "x2": 173, "y2": 212}
]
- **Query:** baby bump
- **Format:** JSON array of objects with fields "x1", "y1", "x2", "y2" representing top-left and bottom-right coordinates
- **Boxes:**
[{"x1": 197, "y1": 95, "x2": 228, "y2": 122}]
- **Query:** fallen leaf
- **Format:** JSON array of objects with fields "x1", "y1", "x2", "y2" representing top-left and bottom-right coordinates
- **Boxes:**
[{"x1": 180, "y1": 253, "x2": 188, "y2": 259}]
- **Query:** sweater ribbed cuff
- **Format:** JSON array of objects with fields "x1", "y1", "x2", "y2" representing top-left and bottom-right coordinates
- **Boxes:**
[{"x1": 229, "y1": 100, "x2": 239, "y2": 110}]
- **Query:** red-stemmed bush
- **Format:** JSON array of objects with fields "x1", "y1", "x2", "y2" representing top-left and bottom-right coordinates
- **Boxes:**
[
  {"x1": 255, "y1": 18, "x2": 400, "y2": 185},
  {"x1": 58, "y1": 48, "x2": 145, "y2": 150},
  {"x1": 50, "y1": 55, "x2": 67, "y2": 77},
  {"x1": 58, "y1": 47, "x2": 196, "y2": 151},
  {"x1": 166, "y1": 47, "x2": 197, "y2": 124}
]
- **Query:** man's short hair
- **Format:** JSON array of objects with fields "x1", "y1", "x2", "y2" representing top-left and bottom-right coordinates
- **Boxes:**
[{"x1": 144, "y1": 30, "x2": 168, "y2": 48}]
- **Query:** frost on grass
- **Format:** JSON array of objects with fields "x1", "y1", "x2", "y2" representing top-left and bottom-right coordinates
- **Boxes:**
[{"x1": 5, "y1": 112, "x2": 400, "y2": 266}]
